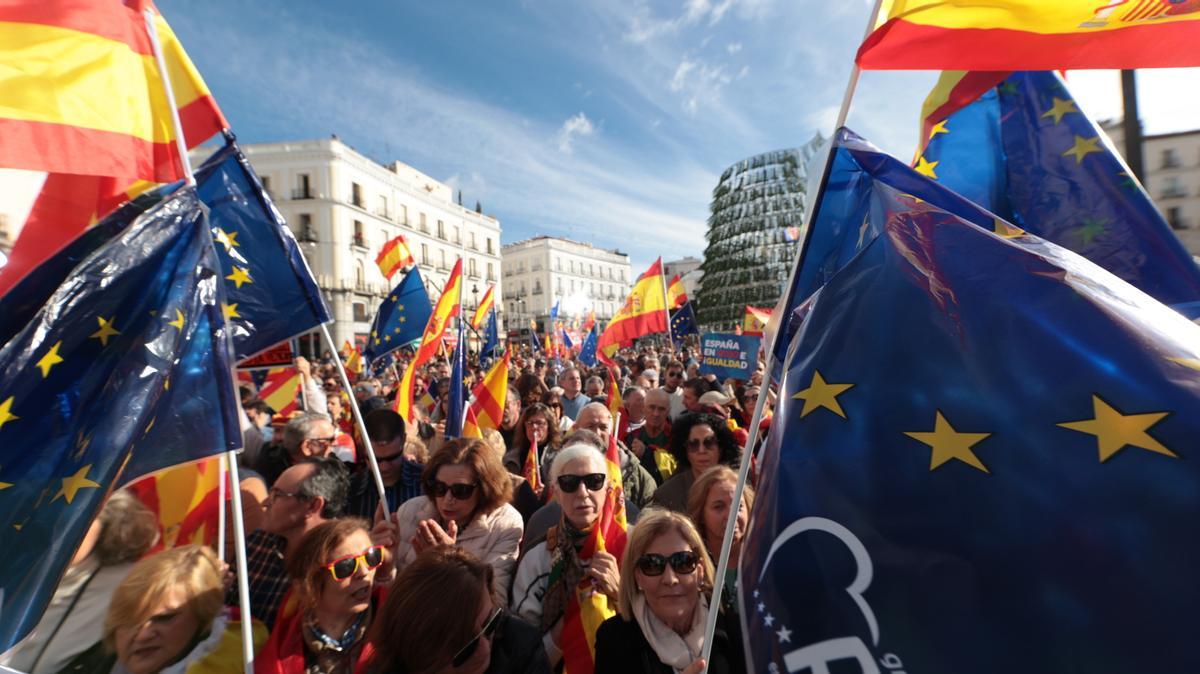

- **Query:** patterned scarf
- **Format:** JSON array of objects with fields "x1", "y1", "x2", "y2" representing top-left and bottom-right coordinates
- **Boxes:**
[{"x1": 540, "y1": 517, "x2": 592, "y2": 633}]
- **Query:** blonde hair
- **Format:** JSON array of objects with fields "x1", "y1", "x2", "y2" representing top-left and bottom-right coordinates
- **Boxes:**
[
  {"x1": 686, "y1": 466, "x2": 755, "y2": 543},
  {"x1": 103, "y1": 545, "x2": 223, "y2": 651},
  {"x1": 617, "y1": 509, "x2": 714, "y2": 621}
]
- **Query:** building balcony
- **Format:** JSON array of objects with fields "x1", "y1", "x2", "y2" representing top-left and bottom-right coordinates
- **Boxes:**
[
  {"x1": 1161, "y1": 188, "x2": 1189, "y2": 199},
  {"x1": 353, "y1": 235, "x2": 367, "y2": 248},
  {"x1": 292, "y1": 188, "x2": 313, "y2": 199}
]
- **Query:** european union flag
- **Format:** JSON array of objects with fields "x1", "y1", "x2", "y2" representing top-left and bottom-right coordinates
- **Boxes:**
[
  {"x1": 550, "y1": 298, "x2": 560, "y2": 322},
  {"x1": 578, "y1": 324, "x2": 599, "y2": 367},
  {"x1": 740, "y1": 129, "x2": 1200, "y2": 674},
  {"x1": 362, "y1": 267, "x2": 432, "y2": 364},
  {"x1": 445, "y1": 320, "x2": 467, "y2": 439},
  {"x1": 670, "y1": 301, "x2": 698, "y2": 341},
  {"x1": 480, "y1": 309, "x2": 500, "y2": 368},
  {"x1": 0, "y1": 187, "x2": 240, "y2": 651},
  {"x1": 920, "y1": 71, "x2": 1200, "y2": 315},
  {"x1": 194, "y1": 138, "x2": 331, "y2": 360},
  {"x1": 561, "y1": 328, "x2": 574, "y2": 352}
]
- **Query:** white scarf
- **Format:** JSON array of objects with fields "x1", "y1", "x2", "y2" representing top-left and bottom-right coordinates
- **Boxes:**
[{"x1": 631, "y1": 593, "x2": 708, "y2": 673}]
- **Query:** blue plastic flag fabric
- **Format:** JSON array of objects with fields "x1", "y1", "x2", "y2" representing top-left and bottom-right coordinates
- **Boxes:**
[
  {"x1": 480, "y1": 309, "x2": 500, "y2": 368},
  {"x1": 194, "y1": 139, "x2": 331, "y2": 360},
  {"x1": 578, "y1": 324, "x2": 599, "y2": 367},
  {"x1": 670, "y1": 301, "x2": 699, "y2": 341},
  {"x1": 740, "y1": 132, "x2": 1200, "y2": 674},
  {"x1": 920, "y1": 71, "x2": 1200, "y2": 316},
  {"x1": 550, "y1": 298, "x2": 560, "y2": 322},
  {"x1": 561, "y1": 328, "x2": 573, "y2": 352},
  {"x1": 0, "y1": 187, "x2": 240, "y2": 651},
  {"x1": 363, "y1": 267, "x2": 433, "y2": 364},
  {"x1": 445, "y1": 320, "x2": 467, "y2": 438}
]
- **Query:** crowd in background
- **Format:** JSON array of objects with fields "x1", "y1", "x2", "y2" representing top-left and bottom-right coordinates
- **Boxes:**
[{"x1": 2, "y1": 340, "x2": 776, "y2": 674}]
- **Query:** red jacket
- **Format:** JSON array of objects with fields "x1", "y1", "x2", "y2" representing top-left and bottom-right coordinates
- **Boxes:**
[{"x1": 254, "y1": 586, "x2": 385, "y2": 674}]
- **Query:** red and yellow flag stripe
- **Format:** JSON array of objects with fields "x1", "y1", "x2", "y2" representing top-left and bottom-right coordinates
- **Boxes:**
[
  {"x1": 471, "y1": 285, "x2": 496, "y2": 329},
  {"x1": 469, "y1": 352, "x2": 510, "y2": 431},
  {"x1": 375, "y1": 235, "x2": 415, "y2": 280},
  {"x1": 858, "y1": 0, "x2": 1200, "y2": 70},
  {"x1": 597, "y1": 258, "x2": 668, "y2": 357},
  {"x1": 396, "y1": 260, "x2": 462, "y2": 420}
]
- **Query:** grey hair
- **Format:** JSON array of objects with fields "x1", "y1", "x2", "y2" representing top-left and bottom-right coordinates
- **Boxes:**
[
  {"x1": 296, "y1": 456, "x2": 349, "y2": 518},
  {"x1": 282, "y1": 412, "x2": 332, "y2": 453},
  {"x1": 585, "y1": 376, "x2": 603, "y2": 388},
  {"x1": 95, "y1": 490, "x2": 160, "y2": 566},
  {"x1": 549, "y1": 443, "x2": 607, "y2": 484},
  {"x1": 561, "y1": 427, "x2": 604, "y2": 452}
]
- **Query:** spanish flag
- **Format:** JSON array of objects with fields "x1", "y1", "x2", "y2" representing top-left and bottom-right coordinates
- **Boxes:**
[
  {"x1": 0, "y1": 4, "x2": 227, "y2": 298},
  {"x1": 254, "y1": 367, "x2": 302, "y2": 420},
  {"x1": 606, "y1": 366, "x2": 622, "y2": 420},
  {"x1": 471, "y1": 284, "x2": 495, "y2": 329},
  {"x1": 743, "y1": 306, "x2": 772, "y2": 337},
  {"x1": 914, "y1": 70, "x2": 1011, "y2": 158},
  {"x1": 523, "y1": 436, "x2": 543, "y2": 498},
  {"x1": 468, "y1": 352, "x2": 510, "y2": 431},
  {"x1": 666, "y1": 274, "x2": 688, "y2": 309},
  {"x1": 395, "y1": 260, "x2": 462, "y2": 421},
  {"x1": 597, "y1": 258, "x2": 668, "y2": 358},
  {"x1": 560, "y1": 432, "x2": 628, "y2": 674},
  {"x1": 857, "y1": 0, "x2": 1200, "y2": 70},
  {"x1": 127, "y1": 456, "x2": 224, "y2": 553},
  {"x1": 343, "y1": 342, "x2": 364, "y2": 377},
  {"x1": 375, "y1": 235, "x2": 415, "y2": 281}
]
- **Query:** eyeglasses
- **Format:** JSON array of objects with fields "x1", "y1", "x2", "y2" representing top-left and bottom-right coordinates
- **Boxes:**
[
  {"x1": 667, "y1": 371, "x2": 683, "y2": 378},
  {"x1": 556, "y1": 473, "x2": 606, "y2": 493},
  {"x1": 373, "y1": 452, "x2": 405, "y2": 464},
  {"x1": 451, "y1": 607, "x2": 503, "y2": 667},
  {"x1": 687, "y1": 436, "x2": 719, "y2": 451},
  {"x1": 268, "y1": 487, "x2": 310, "y2": 501},
  {"x1": 428, "y1": 480, "x2": 479, "y2": 499},
  {"x1": 325, "y1": 546, "x2": 385, "y2": 581},
  {"x1": 635, "y1": 550, "x2": 700, "y2": 577},
  {"x1": 307, "y1": 436, "x2": 336, "y2": 447}
]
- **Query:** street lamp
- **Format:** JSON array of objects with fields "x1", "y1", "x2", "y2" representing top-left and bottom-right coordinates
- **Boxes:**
[{"x1": 471, "y1": 283, "x2": 479, "y2": 311}]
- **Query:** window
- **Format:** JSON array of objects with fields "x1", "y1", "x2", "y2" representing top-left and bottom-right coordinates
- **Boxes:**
[
  {"x1": 470, "y1": 232, "x2": 477, "y2": 250},
  {"x1": 401, "y1": 204, "x2": 409, "y2": 225},
  {"x1": 1161, "y1": 176, "x2": 1187, "y2": 199},
  {"x1": 353, "y1": 220, "x2": 365, "y2": 247},
  {"x1": 440, "y1": 249, "x2": 448, "y2": 270},
  {"x1": 487, "y1": 238, "x2": 494, "y2": 255},
  {"x1": 437, "y1": 220, "x2": 446, "y2": 240},
  {"x1": 557, "y1": 279, "x2": 563, "y2": 294},
  {"x1": 298, "y1": 213, "x2": 316, "y2": 242},
  {"x1": 377, "y1": 195, "x2": 389, "y2": 218},
  {"x1": 486, "y1": 262, "x2": 494, "y2": 281},
  {"x1": 261, "y1": 176, "x2": 272, "y2": 198},
  {"x1": 468, "y1": 258, "x2": 477, "y2": 278},
  {"x1": 1162, "y1": 148, "x2": 1182, "y2": 169},
  {"x1": 355, "y1": 261, "x2": 365, "y2": 288},
  {"x1": 420, "y1": 212, "x2": 428, "y2": 233},
  {"x1": 570, "y1": 260, "x2": 575, "y2": 273},
  {"x1": 353, "y1": 302, "x2": 369, "y2": 322},
  {"x1": 421, "y1": 243, "x2": 429, "y2": 265},
  {"x1": 294, "y1": 173, "x2": 312, "y2": 199},
  {"x1": 454, "y1": 226, "x2": 461, "y2": 245},
  {"x1": 352, "y1": 182, "x2": 364, "y2": 208},
  {"x1": 1167, "y1": 206, "x2": 1186, "y2": 230},
  {"x1": 555, "y1": 257, "x2": 562, "y2": 271}
]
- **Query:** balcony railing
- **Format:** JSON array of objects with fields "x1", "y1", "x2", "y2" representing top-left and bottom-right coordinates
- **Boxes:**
[{"x1": 292, "y1": 188, "x2": 313, "y2": 199}]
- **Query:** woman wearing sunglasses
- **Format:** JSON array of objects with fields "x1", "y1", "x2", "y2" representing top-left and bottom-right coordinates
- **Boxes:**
[
  {"x1": 502, "y1": 403, "x2": 562, "y2": 477},
  {"x1": 368, "y1": 546, "x2": 549, "y2": 674},
  {"x1": 257, "y1": 519, "x2": 385, "y2": 674},
  {"x1": 594, "y1": 510, "x2": 745, "y2": 674},
  {"x1": 511, "y1": 444, "x2": 622, "y2": 669},
  {"x1": 386, "y1": 438, "x2": 523, "y2": 606},
  {"x1": 650, "y1": 413, "x2": 741, "y2": 514}
]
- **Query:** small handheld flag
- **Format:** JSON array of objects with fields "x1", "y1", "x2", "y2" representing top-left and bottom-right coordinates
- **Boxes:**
[{"x1": 375, "y1": 234, "x2": 415, "y2": 280}]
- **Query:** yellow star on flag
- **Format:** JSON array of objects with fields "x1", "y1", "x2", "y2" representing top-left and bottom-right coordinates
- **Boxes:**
[
  {"x1": 53, "y1": 464, "x2": 101, "y2": 504},
  {"x1": 0, "y1": 396, "x2": 18, "y2": 431},
  {"x1": 905, "y1": 411, "x2": 992, "y2": 473},
  {"x1": 214, "y1": 229, "x2": 240, "y2": 252},
  {"x1": 1058, "y1": 395, "x2": 1175, "y2": 462},
  {"x1": 36, "y1": 341, "x2": 65, "y2": 378},
  {"x1": 1040, "y1": 97, "x2": 1079, "y2": 125},
  {"x1": 225, "y1": 266, "x2": 253, "y2": 289},
  {"x1": 390, "y1": 295, "x2": 398, "y2": 302},
  {"x1": 384, "y1": 335, "x2": 392, "y2": 342},
  {"x1": 992, "y1": 218, "x2": 1026, "y2": 239},
  {"x1": 1062, "y1": 135, "x2": 1102, "y2": 164},
  {"x1": 90, "y1": 316, "x2": 121, "y2": 346},
  {"x1": 792, "y1": 370, "x2": 854, "y2": 419},
  {"x1": 914, "y1": 156, "x2": 939, "y2": 179},
  {"x1": 168, "y1": 309, "x2": 186, "y2": 330},
  {"x1": 0, "y1": 478, "x2": 10, "y2": 491},
  {"x1": 222, "y1": 303, "x2": 241, "y2": 320},
  {"x1": 928, "y1": 120, "x2": 949, "y2": 139}
]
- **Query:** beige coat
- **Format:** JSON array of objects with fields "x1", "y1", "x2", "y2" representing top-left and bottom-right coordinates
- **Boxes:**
[{"x1": 392, "y1": 496, "x2": 524, "y2": 606}]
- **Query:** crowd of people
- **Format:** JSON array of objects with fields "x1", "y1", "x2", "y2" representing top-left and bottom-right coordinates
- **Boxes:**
[{"x1": 2, "y1": 342, "x2": 774, "y2": 674}]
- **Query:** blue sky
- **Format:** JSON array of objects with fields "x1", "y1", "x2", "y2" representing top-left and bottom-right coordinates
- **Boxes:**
[{"x1": 158, "y1": 0, "x2": 1199, "y2": 273}]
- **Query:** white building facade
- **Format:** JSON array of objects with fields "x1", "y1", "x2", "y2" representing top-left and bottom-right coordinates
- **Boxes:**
[
  {"x1": 664, "y1": 256, "x2": 703, "y2": 304},
  {"x1": 501, "y1": 236, "x2": 631, "y2": 334},
  {"x1": 210, "y1": 137, "x2": 503, "y2": 351}
]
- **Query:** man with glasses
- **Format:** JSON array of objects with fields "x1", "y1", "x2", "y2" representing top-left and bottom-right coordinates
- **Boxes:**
[
  {"x1": 660, "y1": 359, "x2": 687, "y2": 419},
  {"x1": 228, "y1": 456, "x2": 348, "y2": 628},
  {"x1": 253, "y1": 412, "x2": 338, "y2": 487},
  {"x1": 346, "y1": 409, "x2": 424, "y2": 520}
]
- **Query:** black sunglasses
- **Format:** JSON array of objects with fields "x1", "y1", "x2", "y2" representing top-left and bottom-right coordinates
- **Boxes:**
[
  {"x1": 428, "y1": 480, "x2": 479, "y2": 499},
  {"x1": 452, "y1": 607, "x2": 503, "y2": 667},
  {"x1": 636, "y1": 550, "x2": 700, "y2": 577},
  {"x1": 556, "y1": 473, "x2": 606, "y2": 493}
]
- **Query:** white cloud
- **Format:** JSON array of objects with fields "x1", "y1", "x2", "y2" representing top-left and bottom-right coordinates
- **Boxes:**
[
  {"x1": 726, "y1": 41, "x2": 742, "y2": 54},
  {"x1": 669, "y1": 60, "x2": 697, "y2": 92},
  {"x1": 557, "y1": 112, "x2": 596, "y2": 153},
  {"x1": 668, "y1": 57, "x2": 733, "y2": 114}
]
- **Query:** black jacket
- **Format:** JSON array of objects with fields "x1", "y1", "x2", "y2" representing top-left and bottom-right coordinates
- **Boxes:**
[
  {"x1": 593, "y1": 607, "x2": 745, "y2": 674},
  {"x1": 486, "y1": 612, "x2": 552, "y2": 674}
]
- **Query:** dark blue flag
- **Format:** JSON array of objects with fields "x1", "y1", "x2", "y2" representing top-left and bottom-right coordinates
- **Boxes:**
[
  {"x1": 445, "y1": 320, "x2": 467, "y2": 438},
  {"x1": 0, "y1": 187, "x2": 240, "y2": 650},
  {"x1": 363, "y1": 267, "x2": 433, "y2": 364},
  {"x1": 561, "y1": 328, "x2": 574, "y2": 352},
  {"x1": 578, "y1": 324, "x2": 599, "y2": 367},
  {"x1": 670, "y1": 301, "x2": 698, "y2": 341},
  {"x1": 550, "y1": 298, "x2": 560, "y2": 322},
  {"x1": 920, "y1": 71, "x2": 1200, "y2": 316},
  {"x1": 481, "y1": 309, "x2": 500, "y2": 368},
  {"x1": 740, "y1": 129, "x2": 1200, "y2": 674},
  {"x1": 194, "y1": 139, "x2": 331, "y2": 360}
]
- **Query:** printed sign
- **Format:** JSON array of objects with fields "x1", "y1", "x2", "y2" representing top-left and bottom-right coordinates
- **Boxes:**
[
  {"x1": 699, "y1": 333, "x2": 760, "y2": 380},
  {"x1": 237, "y1": 340, "x2": 295, "y2": 370}
]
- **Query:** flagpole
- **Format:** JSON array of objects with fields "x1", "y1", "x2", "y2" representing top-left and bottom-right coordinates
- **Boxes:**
[
  {"x1": 699, "y1": 0, "x2": 885, "y2": 669},
  {"x1": 659, "y1": 260, "x2": 674, "y2": 354},
  {"x1": 319, "y1": 323, "x2": 390, "y2": 519},
  {"x1": 216, "y1": 455, "x2": 227, "y2": 564},
  {"x1": 146, "y1": 11, "x2": 250, "y2": 672}
]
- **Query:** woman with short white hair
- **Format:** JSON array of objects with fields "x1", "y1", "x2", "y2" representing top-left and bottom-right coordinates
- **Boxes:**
[{"x1": 510, "y1": 444, "x2": 621, "y2": 668}]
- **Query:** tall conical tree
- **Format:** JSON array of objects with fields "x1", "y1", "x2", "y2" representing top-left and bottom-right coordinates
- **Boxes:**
[{"x1": 696, "y1": 135, "x2": 824, "y2": 329}]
